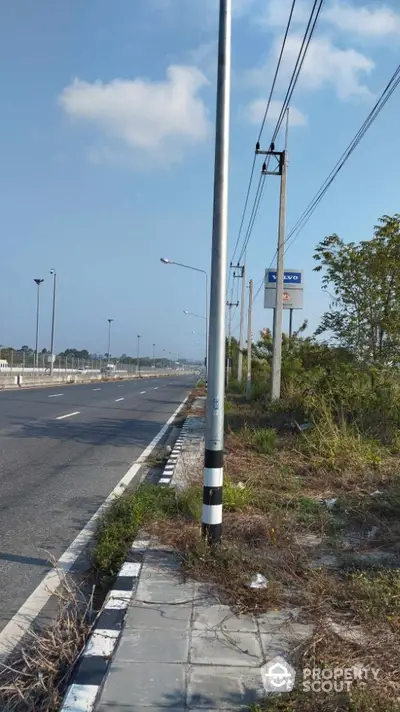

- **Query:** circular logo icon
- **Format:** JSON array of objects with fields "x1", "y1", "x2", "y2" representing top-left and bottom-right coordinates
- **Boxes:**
[{"x1": 283, "y1": 292, "x2": 291, "y2": 302}]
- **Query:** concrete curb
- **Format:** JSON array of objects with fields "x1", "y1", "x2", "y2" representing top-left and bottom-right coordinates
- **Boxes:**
[
  {"x1": 59, "y1": 417, "x2": 192, "y2": 712},
  {"x1": 158, "y1": 420, "x2": 190, "y2": 485},
  {"x1": 60, "y1": 538, "x2": 149, "y2": 712}
]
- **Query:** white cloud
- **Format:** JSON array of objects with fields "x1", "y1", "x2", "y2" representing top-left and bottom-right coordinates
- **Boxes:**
[
  {"x1": 281, "y1": 34, "x2": 375, "y2": 100},
  {"x1": 59, "y1": 65, "x2": 210, "y2": 167},
  {"x1": 259, "y1": 0, "x2": 400, "y2": 39},
  {"x1": 258, "y1": 0, "x2": 309, "y2": 29},
  {"x1": 247, "y1": 33, "x2": 374, "y2": 101},
  {"x1": 245, "y1": 98, "x2": 307, "y2": 126},
  {"x1": 324, "y1": 1, "x2": 400, "y2": 38}
]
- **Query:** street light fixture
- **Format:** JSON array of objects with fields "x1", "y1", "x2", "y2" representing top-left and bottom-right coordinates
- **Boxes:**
[
  {"x1": 34, "y1": 278, "x2": 44, "y2": 371},
  {"x1": 107, "y1": 319, "x2": 114, "y2": 364},
  {"x1": 160, "y1": 257, "x2": 208, "y2": 379},
  {"x1": 183, "y1": 310, "x2": 206, "y2": 320},
  {"x1": 49, "y1": 269, "x2": 57, "y2": 376}
]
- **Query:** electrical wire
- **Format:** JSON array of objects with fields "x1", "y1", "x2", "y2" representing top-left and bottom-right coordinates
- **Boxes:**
[
  {"x1": 257, "y1": 0, "x2": 298, "y2": 143},
  {"x1": 251, "y1": 58, "x2": 400, "y2": 303},
  {"x1": 270, "y1": 0, "x2": 324, "y2": 145},
  {"x1": 284, "y1": 59, "x2": 400, "y2": 253},
  {"x1": 232, "y1": 0, "x2": 325, "y2": 271},
  {"x1": 228, "y1": 0, "x2": 299, "y2": 273},
  {"x1": 236, "y1": 173, "x2": 266, "y2": 264}
]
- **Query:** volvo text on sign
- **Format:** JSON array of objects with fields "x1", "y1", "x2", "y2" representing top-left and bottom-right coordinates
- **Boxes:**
[{"x1": 264, "y1": 268, "x2": 304, "y2": 310}]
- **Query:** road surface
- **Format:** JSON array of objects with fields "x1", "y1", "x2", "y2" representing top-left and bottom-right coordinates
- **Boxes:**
[{"x1": 0, "y1": 375, "x2": 195, "y2": 634}]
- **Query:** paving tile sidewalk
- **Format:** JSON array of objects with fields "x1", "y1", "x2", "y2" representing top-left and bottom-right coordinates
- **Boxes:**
[
  {"x1": 95, "y1": 400, "x2": 313, "y2": 710},
  {"x1": 97, "y1": 544, "x2": 312, "y2": 711}
]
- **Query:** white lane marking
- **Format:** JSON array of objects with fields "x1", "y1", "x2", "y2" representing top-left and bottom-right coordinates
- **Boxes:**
[
  {"x1": 0, "y1": 394, "x2": 189, "y2": 663},
  {"x1": 115, "y1": 397, "x2": 124, "y2": 402},
  {"x1": 140, "y1": 390, "x2": 146, "y2": 394},
  {"x1": 154, "y1": 387, "x2": 158, "y2": 390},
  {"x1": 92, "y1": 388, "x2": 102, "y2": 391},
  {"x1": 48, "y1": 393, "x2": 64, "y2": 398},
  {"x1": 55, "y1": 411, "x2": 80, "y2": 420}
]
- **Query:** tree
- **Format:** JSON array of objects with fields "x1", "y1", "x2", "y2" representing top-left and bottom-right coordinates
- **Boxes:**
[{"x1": 313, "y1": 214, "x2": 400, "y2": 366}]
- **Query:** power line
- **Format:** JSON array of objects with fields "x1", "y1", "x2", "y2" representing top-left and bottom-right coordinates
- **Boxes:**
[
  {"x1": 232, "y1": 0, "x2": 325, "y2": 269},
  {"x1": 237, "y1": 173, "x2": 266, "y2": 264},
  {"x1": 252, "y1": 57, "x2": 400, "y2": 304},
  {"x1": 284, "y1": 59, "x2": 400, "y2": 253},
  {"x1": 270, "y1": 0, "x2": 324, "y2": 145},
  {"x1": 257, "y1": 0, "x2": 298, "y2": 143},
  {"x1": 229, "y1": 0, "x2": 298, "y2": 270}
]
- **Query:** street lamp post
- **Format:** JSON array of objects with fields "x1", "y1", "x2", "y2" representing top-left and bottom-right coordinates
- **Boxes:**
[
  {"x1": 34, "y1": 278, "x2": 44, "y2": 372},
  {"x1": 161, "y1": 258, "x2": 208, "y2": 380},
  {"x1": 49, "y1": 269, "x2": 57, "y2": 376},
  {"x1": 136, "y1": 334, "x2": 140, "y2": 375},
  {"x1": 152, "y1": 343, "x2": 156, "y2": 369},
  {"x1": 107, "y1": 319, "x2": 114, "y2": 364}
]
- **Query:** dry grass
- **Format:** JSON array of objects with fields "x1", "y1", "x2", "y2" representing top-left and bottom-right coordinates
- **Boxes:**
[
  {"x1": 147, "y1": 393, "x2": 400, "y2": 709},
  {"x1": 0, "y1": 572, "x2": 94, "y2": 712}
]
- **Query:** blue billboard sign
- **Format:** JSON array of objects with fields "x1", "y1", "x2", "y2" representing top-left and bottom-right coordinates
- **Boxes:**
[{"x1": 267, "y1": 271, "x2": 302, "y2": 284}]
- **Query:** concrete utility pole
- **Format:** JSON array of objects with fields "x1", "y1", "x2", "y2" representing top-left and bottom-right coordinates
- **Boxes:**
[
  {"x1": 246, "y1": 279, "x2": 253, "y2": 400},
  {"x1": 33, "y1": 278, "x2": 44, "y2": 372},
  {"x1": 256, "y1": 108, "x2": 289, "y2": 400},
  {"x1": 226, "y1": 295, "x2": 238, "y2": 387},
  {"x1": 49, "y1": 269, "x2": 57, "y2": 376},
  {"x1": 235, "y1": 263, "x2": 246, "y2": 382},
  {"x1": 202, "y1": 0, "x2": 231, "y2": 544}
]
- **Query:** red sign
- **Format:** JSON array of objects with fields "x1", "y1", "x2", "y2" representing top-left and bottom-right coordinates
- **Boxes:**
[{"x1": 283, "y1": 292, "x2": 291, "y2": 302}]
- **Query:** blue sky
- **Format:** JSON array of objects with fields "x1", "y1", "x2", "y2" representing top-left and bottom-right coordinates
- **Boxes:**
[{"x1": 1, "y1": 0, "x2": 400, "y2": 359}]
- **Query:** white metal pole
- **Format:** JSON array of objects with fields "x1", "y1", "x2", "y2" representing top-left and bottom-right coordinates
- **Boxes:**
[
  {"x1": 50, "y1": 270, "x2": 56, "y2": 376},
  {"x1": 202, "y1": 0, "x2": 231, "y2": 544}
]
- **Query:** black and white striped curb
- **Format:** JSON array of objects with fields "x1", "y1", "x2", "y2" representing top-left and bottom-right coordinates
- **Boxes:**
[
  {"x1": 60, "y1": 420, "x2": 192, "y2": 711},
  {"x1": 158, "y1": 420, "x2": 190, "y2": 486},
  {"x1": 61, "y1": 536, "x2": 149, "y2": 712}
]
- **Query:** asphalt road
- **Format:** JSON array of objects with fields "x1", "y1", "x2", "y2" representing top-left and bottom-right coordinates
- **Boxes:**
[{"x1": 0, "y1": 375, "x2": 195, "y2": 634}]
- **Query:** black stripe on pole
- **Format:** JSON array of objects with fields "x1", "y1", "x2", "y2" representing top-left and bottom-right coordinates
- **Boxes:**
[
  {"x1": 202, "y1": 521, "x2": 222, "y2": 543},
  {"x1": 202, "y1": 449, "x2": 224, "y2": 544},
  {"x1": 203, "y1": 486, "x2": 223, "y2": 506},
  {"x1": 204, "y1": 449, "x2": 223, "y2": 468}
]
